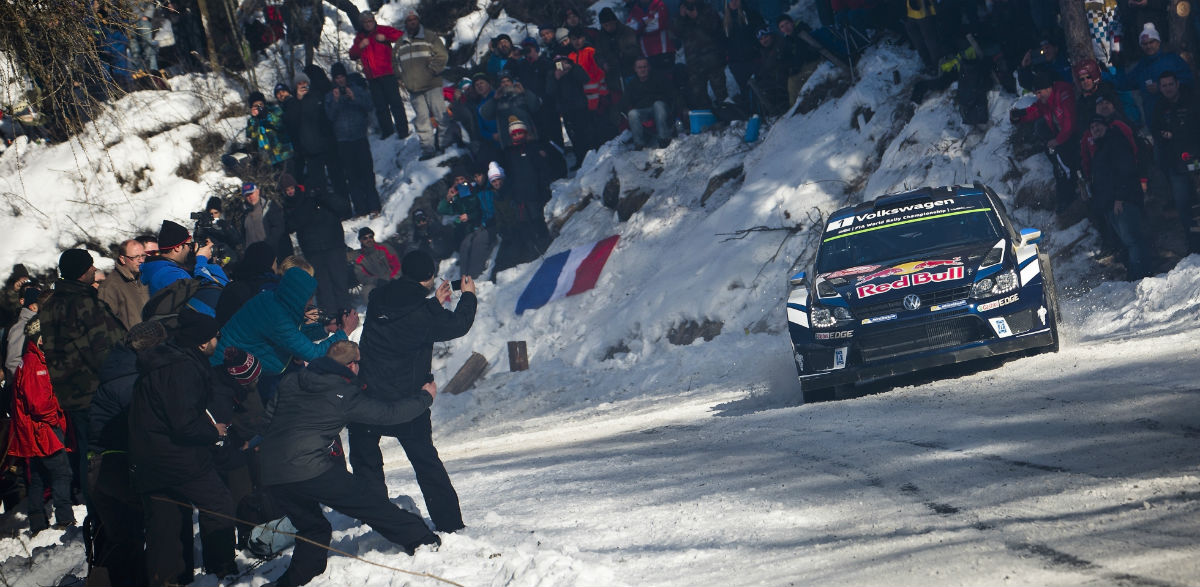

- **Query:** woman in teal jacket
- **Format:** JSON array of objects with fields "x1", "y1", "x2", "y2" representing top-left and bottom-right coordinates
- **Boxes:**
[{"x1": 211, "y1": 267, "x2": 358, "y2": 401}]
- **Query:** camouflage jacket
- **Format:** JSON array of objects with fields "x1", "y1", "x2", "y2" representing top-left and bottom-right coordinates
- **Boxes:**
[{"x1": 40, "y1": 279, "x2": 127, "y2": 412}]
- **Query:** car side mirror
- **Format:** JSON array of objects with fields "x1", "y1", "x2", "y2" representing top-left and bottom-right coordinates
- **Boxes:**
[
  {"x1": 1018, "y1": 228, "x2": 1041, "y2": 246},
  {"x1": 789, "y1": 271, "x2": 806, "y2": 287}
]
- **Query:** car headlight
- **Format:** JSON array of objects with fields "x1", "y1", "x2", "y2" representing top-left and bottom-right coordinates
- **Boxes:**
[
  {"x1": 972, "y1": 269, "x2": 1018, "y2": 298},
  {"x1": 811, "y1": 305, "x2": 853, "y2": 328}
]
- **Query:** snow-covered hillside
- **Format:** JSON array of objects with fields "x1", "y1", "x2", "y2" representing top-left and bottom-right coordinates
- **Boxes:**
[{"x1": 2, "y1": 4, "x2": 1199, "y2": 586}]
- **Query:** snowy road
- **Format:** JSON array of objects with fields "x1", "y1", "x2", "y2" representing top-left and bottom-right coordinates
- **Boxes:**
[{"x1": 427, "y1": 331, "x2": 1200, "y2": 586}]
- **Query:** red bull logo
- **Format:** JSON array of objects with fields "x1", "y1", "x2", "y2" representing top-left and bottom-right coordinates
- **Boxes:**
[
  {"x1": 856, "y1": 265, "x2": 966, "y2": 298},
  {"x1": 856, "y1": 257, "x2": 963, "y2": 284}
]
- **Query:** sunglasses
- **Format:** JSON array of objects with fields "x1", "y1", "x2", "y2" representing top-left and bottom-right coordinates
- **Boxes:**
[{"x1": 122, "y1": 254, "x2": 147, "y2": 261}]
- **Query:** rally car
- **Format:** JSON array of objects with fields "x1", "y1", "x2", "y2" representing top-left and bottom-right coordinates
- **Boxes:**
[{"x1": 787, "y1": 184, "x2": 1060, "y2": 402}]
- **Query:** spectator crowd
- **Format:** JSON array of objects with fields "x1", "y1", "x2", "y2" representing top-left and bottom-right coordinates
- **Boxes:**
[{"x1": 3, "y1": 0, "x2": 1200, "y2": 585}]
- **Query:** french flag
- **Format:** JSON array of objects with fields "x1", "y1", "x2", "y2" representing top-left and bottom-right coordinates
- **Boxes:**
[{"x1": 515, "y1": 235, "x2": 620, "y2": 315}]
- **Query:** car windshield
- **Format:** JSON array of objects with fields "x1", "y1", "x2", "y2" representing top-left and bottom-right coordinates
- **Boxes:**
[{"x1": 816, "y1": 207, "x2": 1004, "y2": 273}]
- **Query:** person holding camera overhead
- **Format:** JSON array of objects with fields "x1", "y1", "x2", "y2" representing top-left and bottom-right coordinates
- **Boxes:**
[
  {"x1": 140, "y1": 220, "x2": 230, "y2": 296},
  {"x1": 350, "y1": 250, "x2": 476, "y2": 534}
]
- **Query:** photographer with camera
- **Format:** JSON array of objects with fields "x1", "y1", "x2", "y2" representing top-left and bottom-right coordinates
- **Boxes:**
[
  {"x1": 141, "y1": 220, "x2": 231, "y2": 296},
  {"x1": 350, "y1": 250, "x2": 476, "y2": 534},
  {"x1": 193, "y1": 197, "x2": 242, "y2": 267}
]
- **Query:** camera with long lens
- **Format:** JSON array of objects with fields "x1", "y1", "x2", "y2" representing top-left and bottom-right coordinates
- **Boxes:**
[{"x1": 190, "y1": 211, "x2": 224, "y2": 263}]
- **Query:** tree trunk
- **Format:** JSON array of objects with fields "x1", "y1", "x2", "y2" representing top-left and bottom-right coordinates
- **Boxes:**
[
  {"x1": 195, "y1": 0, "x2": 221, "y2": 73},
  {"x1": 1168, "y1": 0, "x2": 1195, "y2": 65},
  {"x1": 323, "y1": 0, "x2": 364, "y2": 33},
  {"x1": 1059, "y1": 0, "x2": 1093, "y2": 72}
]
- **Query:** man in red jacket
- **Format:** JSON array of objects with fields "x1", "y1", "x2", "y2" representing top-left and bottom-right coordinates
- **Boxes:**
[
  {"x1": 1011, "y1": 72, "x2": 1079, "y2": 214},
  {"x1": 348, "y1": 11, "x2": 409, "y2": 139},
  {"x1": 626, "y1": 0, "x2": 676, "y2": 72}
]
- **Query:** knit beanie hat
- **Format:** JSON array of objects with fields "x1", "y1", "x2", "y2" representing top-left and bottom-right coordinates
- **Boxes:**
[
  {"x1": 224, "y1": 347, "x2": 263, "y2": 387},
  {"x1": 1032, "y1": 71, "x2": 1054, "y2": 91},
  {"x1": 58, "y1": 249, "x2": 94, "y2": 281},
  {"x1": 278, "y1": 173, "x2": 298, "y2": 191},
  {"x1": 599, "y1": 7, "x2": 617, "y2": 23},
  {"x1": 292, "y1": 72, "x2": 310, "y2": 86},
  {"x1": 158, "y1": 220, "x2": 191, "y2": 250},
  {"x1": 488, "y1": 160, "x2": 505, "y2": 182},
  {"x1": 401, "y1": 250, "x2": 437, "y2": 281},
  {"x1": 331, "y1": 61, "x2": 349, "y2": 79},
  {"x1": 273, "y1": 82, "x2": 290, "y2": 96},
  {"x1": 507, "y1": 115, "x2": 527, "y2": 134},
  {"x1": 175, "y1": 309, "x2": 220, "y2": 348},
  {"x1": 127, "y1": 319, "x2": 168, "y2": 351},
  {"x1": 206, "y1": 196, "x2": 222, "y2": 213},
  {"x1": 1141, "y1": 22, "x2": 1161, "y2": 43},
  {"x1": 241, "y1": 181, "x2": 258, "y2": 196},
  {"x1": 457, "y1": 77, "x2": 473, "y2": 91},
  {"x1": 20, "y1": 286, "x2": 40, "y2": 308},
  {"x1": 1075, "y1": 59, "x2": 1102, "y2": 82},
  {"x1": 248, "y1": 91, "x2": 267, "y2": 106},
  {"x1": 358, "y1": 227, "x2": 375, "y2": 239},
  {"x1": 24, "y1": 317, "x2": 40, "y2": 339}
]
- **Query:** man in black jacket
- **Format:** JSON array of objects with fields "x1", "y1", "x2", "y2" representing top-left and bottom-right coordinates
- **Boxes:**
[
  {"x1": 1087, "y1": 117, "x2": 1152, "y2": 281},
  {"x1": 88, "y1": 320, "x2": 168, "y2": 587},
  {"x1": 130, "y1": 310, "x2": 237, "y2": 585},
  {"x1": 262, "y1": 341, "x2": 440, "y2": 586},
  {"x1": 280, "y1": 173, "x2": 353, "y2": 313},
  {"x1": 350, "y1": 250, "x2": 476, "y2": 533}
]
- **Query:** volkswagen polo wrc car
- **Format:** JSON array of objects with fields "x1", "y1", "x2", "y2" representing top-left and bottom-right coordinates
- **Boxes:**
[{"x1": 787, "y1": 184, "x2": 1060, "y2": 402}]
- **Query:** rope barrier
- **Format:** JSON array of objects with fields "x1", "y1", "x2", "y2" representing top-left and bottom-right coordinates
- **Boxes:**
[{"x1": 148, "y1": 495, "x2": 465, "y2": 587}]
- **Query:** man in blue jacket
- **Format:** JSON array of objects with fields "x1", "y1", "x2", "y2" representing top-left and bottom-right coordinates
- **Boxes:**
[
  {"x1": 262, "y1": 340, "x2": 440, "y2": 586},
  {"x1": 140, "y1": 220, "x2": 230, "y2": 295}
]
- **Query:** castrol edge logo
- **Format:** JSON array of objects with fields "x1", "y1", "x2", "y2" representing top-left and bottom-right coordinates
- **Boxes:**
[{"x1": 855, "y1": 258, "x2": 965, "y2": 298}]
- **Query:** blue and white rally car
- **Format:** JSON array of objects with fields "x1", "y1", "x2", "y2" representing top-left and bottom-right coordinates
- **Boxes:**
[{"x1": 787, "y1": 184, "x2": 1060, "y2": 402}]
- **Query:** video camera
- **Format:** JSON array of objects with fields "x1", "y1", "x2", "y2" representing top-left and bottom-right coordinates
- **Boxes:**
[{"x1": 190, "y1": 211, "x2": 226, "y2": 263}]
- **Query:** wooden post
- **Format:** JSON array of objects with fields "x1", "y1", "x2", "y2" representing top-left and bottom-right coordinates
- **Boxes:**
[
  {"x1": 443, "y1": 352, "x2": 487, "y2": 395},
  {"x1": 507, "y1": 341, "x2": 529, "y2": 371}
]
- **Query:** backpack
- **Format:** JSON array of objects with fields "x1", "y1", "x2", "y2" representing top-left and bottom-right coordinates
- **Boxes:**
[{"x1": 141, "y1": 277, "x2": 222, "y2": 330}]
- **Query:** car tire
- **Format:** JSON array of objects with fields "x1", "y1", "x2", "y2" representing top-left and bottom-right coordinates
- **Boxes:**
[{"x1": 1038, "y1": 252, "x2": 1061, "y2": 353}]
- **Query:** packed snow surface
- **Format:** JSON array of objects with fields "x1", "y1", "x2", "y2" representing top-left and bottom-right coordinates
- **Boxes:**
[{"x1": 1, "y1": 19, "x2": 1198, "y2": 587}]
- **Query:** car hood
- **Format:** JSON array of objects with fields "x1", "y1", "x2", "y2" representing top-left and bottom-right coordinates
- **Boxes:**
[{"x1": 816, "y1": 242, "x2": 996, "y2": 305}]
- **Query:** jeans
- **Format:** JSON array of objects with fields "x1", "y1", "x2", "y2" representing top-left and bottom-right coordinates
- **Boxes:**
[
  {"x1": 337, "y1": 138, "x2": 381, "y2": 216},
  {"x1": 367, "y1": 75, "x2": 409, "y2": 138},
  {"x1": 1106, "y1": 202, "x2": 1150, "y2": 281},
  {"x1": 1165, "y1": 170, "x2": 1196, "y2": 234},
  {"x1": 627, "y1": 101, "x2": 671, "y2": 146},
  {"x1": 410, "y1": 87, "x2": 448, "y2": 154},
  {"x1": 27, "y1": 449, "x2": 74, "y2": 531}
]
